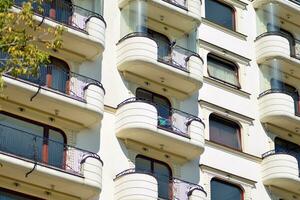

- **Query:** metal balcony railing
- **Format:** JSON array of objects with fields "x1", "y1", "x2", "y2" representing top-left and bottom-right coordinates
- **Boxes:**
[
  {"x1": 118, "y1": 32, "x2": 202, "y2": 72},
  {"x1": 115, "y1": 168, "x2": 206, "y2": 200},
  {"x1": 0, "y1": 123, "x2": 102, "y2": 176},
  {"x1": 117, "y1": 98, "x2": 204, "y2": 137},
  {"x1": 162, "y1": 0, "x2": 187, "y2": 10},
  {"x1": 14, "y1": 0, "x2": 105, "y2": 31},
  {"x1": 259, "y1": 89, "x2": 300, "y2": 116}
]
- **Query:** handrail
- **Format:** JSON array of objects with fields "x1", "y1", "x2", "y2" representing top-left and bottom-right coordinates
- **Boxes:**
[
  {"x1": 0, "y1": 123, "x2": 103, "y2": 175},
  {"x1": 14, "y1": 0, "x2": 106, "y2": 31},
  {"x1": 115, "y1": 168, "x2": 207, "y2": 199},
  {"x1": 117, "y1": 97, "x2": 205, "y2": 136},
  {"x1": 118, "y1": 32, "x2": 203, "y2": 71}
]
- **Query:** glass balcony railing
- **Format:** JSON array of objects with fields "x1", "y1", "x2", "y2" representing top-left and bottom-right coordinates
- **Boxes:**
[
  {"x1": 0, "y1": 123, "x2": 102, "y2": 175},
  {"x1": 14, "y1": 0, "x2": 105, "y2": 31},
  {"x1": 115, "y1": 168, "x2": 206, "y2": 200},
  {"x1": 117, "y1": 97, "x2": 204, "y2": 137}
]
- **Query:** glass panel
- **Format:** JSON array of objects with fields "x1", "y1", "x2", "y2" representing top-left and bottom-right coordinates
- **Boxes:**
[
  {"x1": 48, "y1": 129, "x2": 65, "y2": 169},
  {"x1": 148, "y1": 30, "x2": 170, "y2": 59},
  {"x1": 136, "y1": 156, "x2": 151, "y2": 172},
  {"x1": 205, "y1": 0, "x2": 234, "y2": 30},
  {"x1": 154, "y1": 96, "x2": 171, "y2": 128},
  {"x1": 154, "y1": 162, "x2": 171, "y2": 200},
  {"x1": 0, "y1": 114, "x2": 43, "y2": 163},
  {"x1": 136, "y1": 89, "x2": 153, "y2": 101},
  {"x1": 207, "y1": 56, "x2": 238, "y2": 86},
  {"x1": 211, "y1": 179, "x2": 242, "y2": 200},
  {"x1": 209, "y1": 116, "x2": 241, "y2": 150}
]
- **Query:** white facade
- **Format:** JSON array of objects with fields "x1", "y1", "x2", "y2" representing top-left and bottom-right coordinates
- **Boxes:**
[{"x1": 0, "y1": 0, "x2": 299, "y2": 199}]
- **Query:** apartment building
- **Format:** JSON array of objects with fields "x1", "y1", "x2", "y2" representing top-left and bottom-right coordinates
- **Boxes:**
[{"x1": 0, "y1": 0, "x2": 299, "y2": 199}]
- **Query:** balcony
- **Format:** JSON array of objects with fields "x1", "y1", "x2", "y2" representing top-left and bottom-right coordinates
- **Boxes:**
[
  {"x1": 0, "y1": 124, "x2": 103, "y2": 199},
  {"x1": 117, "y1": 33, "x2": 203, "y2": 98},
  {"x1": 118, "y1": 0, "x2": 201, "y2": 33},
  {"x1": 115, "y1": 98, "x2": 205, "y2": 160},
  {"x1": 258, "y1": 90, "x2": 300, "y2": 133},
  {"x1": 255, "y1": 32, "x2": 300, "y2": 75},
  {"x1": 114, "y1": 168, "x2": 207, "y2": 200},
  {"x1": 253, "y1": 0, "x2": 300, "y2": 26},
  {"x1": 2, "y1": 65, "x2": 105, "y2": 128},
  {"x1": 262, "y1": 150, "x2": 300, "y2": 194},
  {"x1": 14, "y1": 0, "x2": 106, "y2": 61}
]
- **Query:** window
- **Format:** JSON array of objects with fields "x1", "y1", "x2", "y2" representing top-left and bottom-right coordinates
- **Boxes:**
[
  {"x1": 275, "y1": 138, "x2": 300, "y2": 170},
  {"x1": 136, "y1": 155, "x2": 172, "y2": 199},
  {"x1": 147, "y1": 29, "x2": 171, "y2": 59},
  {"x1": 211, "y1": 179, "x2": 243, "y2": 200},
  {"x1": 136, "y1": 88, "x2": 171, "y2": 128},
  {"x1": 0, "y1": 112, "x2": 66, "y2": 169},
  {"x1": 207, "y1": 54, "x2": 240, "y2": 88},
  {"x1": 271, "y1": 79, "x2": 299, "y2": 114},
  {"x1": 205, "y1": 0, "x2": 235, "y2": 30},
  {"x1": 209, "y1": 114, "x2": 241, "y2": 150},
  {"x1": 0, "y1": 188, "x2": 43, "y2": 200}
]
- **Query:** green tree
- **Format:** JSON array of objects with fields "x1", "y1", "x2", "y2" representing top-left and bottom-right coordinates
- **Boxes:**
[{"x1": 0, "y1": 0, "x2": 63, "y2": 89}]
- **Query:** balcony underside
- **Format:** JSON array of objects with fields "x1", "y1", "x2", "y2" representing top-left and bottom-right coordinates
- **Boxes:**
[
  {"x1": 262, "y1": 154, "x2": 300, "y2": 195},
  {"x1": 0, "y1": 153, "x2": 101, "y2": 199},
  {"x1": 1, "y1": 76, "x2": 104, "y2": 129},
  {"x1": 118, "y1": 0, "x2": 201, "y2": 33}
]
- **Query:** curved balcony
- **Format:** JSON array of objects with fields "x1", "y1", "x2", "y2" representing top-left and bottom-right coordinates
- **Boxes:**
[
  {"x1": 114, "y1": 168, "x2": 207, "y2": 200},
  {"x1": 118, "y1": 0, "x2": 201, "y2": 33},
  {"x1": 0, "y1": 124, "x2": 103, "y2": 199},
  {"x1": 14, "y1": 0, "x2": 106, "y2": 61},
  {"x1": 258, "y1": 90, "x2": 300, "y2": 133},
  {"x1": 2, "y1": 65, "x2": 105, "y2": 128},
  {"x1": 117, "y1": 33, "x2": 203, "y2": 98},
  {"x1": 115, "y1": 98, "x2": 205, "y2": 160},
  {"x1": 253, "y1": 0, "x2": 300, "y2": 26},
  {"x1": 255, "y1": 32, "x2": 300, "y2": 75},
  {"x1": 262, "y1": 151, "x2": 300, "y2": 194}
]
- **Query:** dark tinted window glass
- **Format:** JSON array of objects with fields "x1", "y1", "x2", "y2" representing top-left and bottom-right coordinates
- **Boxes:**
[
  {"x1": 135, "y1": 156, "x2": 171, "y2": 200},
  {"x1": 205, "y1": 0, "x2": 234, "y2": 30},
  {"x1": 211, "y1": 179, "x2": 242, "y2": 200},
  {"x1": 136, "y1": 88, "x2": 171, "y2": 128},
  {"x1": 275, "y1": 138, "x2": 300, "y2": 170},
  {"x1": 0, "y1": 188, "x2": 43, "y2": 200},
  {"x1": 209, "y1": 114, "x2": 241, "y2": 150}
]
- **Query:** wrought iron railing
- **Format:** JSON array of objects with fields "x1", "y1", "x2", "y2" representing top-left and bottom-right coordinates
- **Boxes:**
[
  {"x1": 118, "y1": 32, "x2": 202, "y2": 72},
  {"x1": 14, "y1": 0, "x2": 105, "y2": 31},
  {"x1": 256, "y1": 31, "x2": 300, "y2": 60},
  {"x1": 0, "y1": 123, "x2": 102, "y2": 176},
  {"x1": 259, "y1": 89, "x2": 300, "y2": 116},
  {"x1": 162, "y1": 0, "x2": 187, "y2": 10},
  {"x1": 117, "y1": 98, "x2": 204, "y2": 137},
  {"x1": 115, "y1": 168, "x2": 206, "y2": 200}
]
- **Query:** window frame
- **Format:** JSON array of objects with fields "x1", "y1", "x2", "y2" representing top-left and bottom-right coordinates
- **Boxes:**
[
  {"x1": 0, "y1": 187, "x2": 44, "y2": 200},
  {"x1": 209, "y1": 114, "x2": 242, "y2": 151},
  {"x1": 135, "y1": 155, "x2": 172, "y2": 199},
  {"x1": 207, "y1": 53, "x2": 241, "y2": 89},
  {"x1": 205, "y1": 0, "x2": 236, "y2": 31},
  {"x1": 210, "y1": 178, "x2": 244, "y2": 200},
  {"x1": 0, "y1": 111, "x2": 67, "y2": 165}
]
